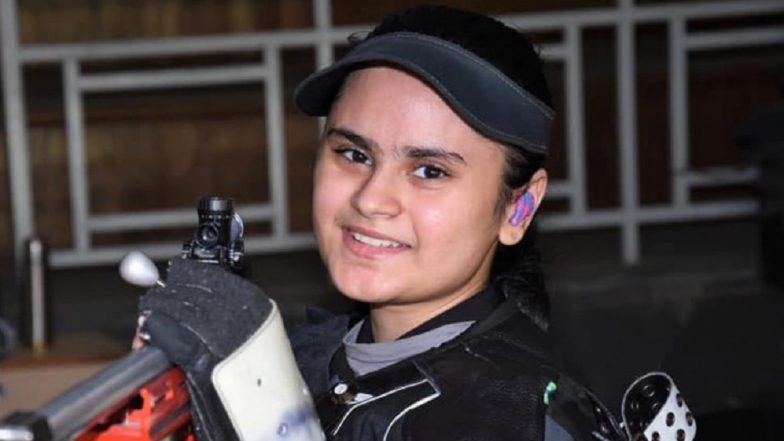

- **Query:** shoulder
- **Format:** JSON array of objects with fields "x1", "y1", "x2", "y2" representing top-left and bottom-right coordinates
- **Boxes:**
[
  {"x1": 425, "y1": 302, "x2": 560, "y2": 381},
  {"x1": 400, "y1": 313, "x2": 625, "y2": 441},
  {"x1": 399, "y1": 314, "x2": 557, "y2": 440}
]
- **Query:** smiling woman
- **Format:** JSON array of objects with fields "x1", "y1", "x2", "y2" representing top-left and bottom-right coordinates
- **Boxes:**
[
  {"x1": 138, "y1": 5, "x2": 650, "y2": 441},
  {"x1": 284, "y1": 5, "x2": 626, "y2": 441}
]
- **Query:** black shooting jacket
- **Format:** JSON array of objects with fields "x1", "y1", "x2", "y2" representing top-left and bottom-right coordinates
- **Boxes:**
[{"x1": 289, "y1": 287, "x2": 627, "y2": 441}]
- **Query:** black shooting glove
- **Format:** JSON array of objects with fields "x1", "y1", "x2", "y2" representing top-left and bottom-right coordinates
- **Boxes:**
[{"x1": 138, "y1": 258, "x2": 273, "y2": 441}]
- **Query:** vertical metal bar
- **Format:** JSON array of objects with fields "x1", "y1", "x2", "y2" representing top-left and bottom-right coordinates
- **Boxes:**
[
  {"x1": 1, "y1": 0, "x2": 35, "y2": 268},
  {"x1": 264, "y1": 47, "x2": 289, "y2": 238},
  {"x1": 669, "y1": 17, "x2": 689, "y2": 207},
  {"x1": 565, "y1": 24, "x2": 587, "y2": 215},
  {"x1": 313, "y1": 0, "x2": 333, "y2": 132},
  {"x1": 28, "y1": 237, "x2": 47, "y2": 355},
  {"x1": 617, "y1": 0, "x2": 640, "y2": 264},
  {"x1": 63, "y1": 59, "x2": 91, "y2": 251},
  {"x1": 313, "y1": 0, "x2": 334, "y2": 69}
]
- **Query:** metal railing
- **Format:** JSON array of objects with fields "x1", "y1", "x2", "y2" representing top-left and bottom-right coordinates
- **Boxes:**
[{"x1": 2, "y1": 0, "x2": 783, "y2": 267}]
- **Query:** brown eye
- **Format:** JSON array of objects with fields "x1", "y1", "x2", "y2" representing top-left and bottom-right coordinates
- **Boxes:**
[
  {"x1": 335, "y1": 148, "x2": 371, "y2": 165},
  {"x1": 413, "y1": 164, "x2": 449, "y2": 179}
]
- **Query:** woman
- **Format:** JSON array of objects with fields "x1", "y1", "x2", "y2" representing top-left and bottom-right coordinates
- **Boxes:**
[
  {"x1": 286, "y1": 7, "x2": 625, "y2": 440},
  {"x1": 139, "y1": 5, "x2": 639, "y2": 441}
]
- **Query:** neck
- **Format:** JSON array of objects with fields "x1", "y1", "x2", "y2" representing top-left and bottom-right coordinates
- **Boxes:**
[{"x1": 369, "y1": 276, "x2": 488, "y2": 342}]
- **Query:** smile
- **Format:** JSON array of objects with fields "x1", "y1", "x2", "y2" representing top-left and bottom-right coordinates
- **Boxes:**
[{"x1": 350, "y1": 231, "x2": 406, "y2": 248}]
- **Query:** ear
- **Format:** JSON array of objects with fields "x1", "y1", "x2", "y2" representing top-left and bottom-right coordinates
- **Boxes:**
[{"x1": 498, "y1": 168, "x2": 548, "y2": 246}]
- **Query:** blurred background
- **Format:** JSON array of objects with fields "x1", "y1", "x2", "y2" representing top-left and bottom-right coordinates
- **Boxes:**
[{"x1": 0, "y1": 0, "x2": 782, "y2": 438}]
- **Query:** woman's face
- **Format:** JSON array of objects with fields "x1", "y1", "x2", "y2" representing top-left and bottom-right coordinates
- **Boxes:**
[{"x1": 312, "y1": 66, "x2": 510, "y2": 314}]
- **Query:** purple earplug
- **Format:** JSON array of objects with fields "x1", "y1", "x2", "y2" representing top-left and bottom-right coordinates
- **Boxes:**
[{"x1": 508, "y1": 192, "x2": 535, "y2": 226}]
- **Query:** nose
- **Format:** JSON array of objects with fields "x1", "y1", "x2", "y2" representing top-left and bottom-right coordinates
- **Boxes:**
[{"x1": 350, "y1": 167, "x2": 402, "y2": 219}]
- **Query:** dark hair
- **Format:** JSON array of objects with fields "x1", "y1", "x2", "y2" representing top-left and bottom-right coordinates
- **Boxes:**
[{"x1": 369, "y1": 5, "x2": 551, "y2": 329}]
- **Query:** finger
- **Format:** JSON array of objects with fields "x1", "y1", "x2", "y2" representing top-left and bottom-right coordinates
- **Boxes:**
[{"x1": 131, "y1": 315, "x2": 147, "y2": 350}]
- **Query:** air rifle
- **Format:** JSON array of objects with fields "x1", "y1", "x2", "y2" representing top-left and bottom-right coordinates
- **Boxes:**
[{"x1": 0, "y1": 196, "x2": 245, "y2": 441}]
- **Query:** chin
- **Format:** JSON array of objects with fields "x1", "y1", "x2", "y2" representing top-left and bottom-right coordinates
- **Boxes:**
[{"x1": 329, "y1": 265, "x2": 404, "y2": 306}]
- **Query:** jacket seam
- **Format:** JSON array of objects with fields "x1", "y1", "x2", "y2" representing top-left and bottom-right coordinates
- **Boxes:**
[
  {"x1": 331, "y1": 378, "x2": 431, "y2": 436},
  {"x1": 381, "y1": 380, "x2": 440, "y2": 441}
]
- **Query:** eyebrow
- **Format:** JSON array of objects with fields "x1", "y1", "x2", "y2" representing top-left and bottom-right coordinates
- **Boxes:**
[
  {"x1": 403, "y1": 146, "x2": 466, "y2": 165},
  {"x1": 325, "y1": 126, "x2": 466, "y2": 165},
  {"x1": 325, "y1": 126, "x2": 376, "y2": 151}
]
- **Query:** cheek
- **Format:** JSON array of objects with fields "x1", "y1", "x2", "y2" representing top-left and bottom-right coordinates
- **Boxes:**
[
  {"x1": 412, "y1": 196, "x2": 481, "y2": 247},
  {"x1": 312, "y1": 163, "x2": 357, "y2": 236},
  {"x1": 312, "y1": 163, "x2": 338, "y2": 233},
  {"x1": 415, "y1": 203, "x2": 454, "y2": 238},
  {"x1": 412, "y1": 188, "x2": 501, "y2": 250}
]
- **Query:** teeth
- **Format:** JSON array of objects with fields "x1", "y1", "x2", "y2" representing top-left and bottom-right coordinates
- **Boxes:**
[{"x1": 351, "y1": 232, "x2": 404, "y2": 248}]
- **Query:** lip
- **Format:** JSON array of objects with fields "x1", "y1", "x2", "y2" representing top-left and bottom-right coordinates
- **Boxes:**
[{"x1": 342, "y1": 226, "x2": 410, "y2": 259}]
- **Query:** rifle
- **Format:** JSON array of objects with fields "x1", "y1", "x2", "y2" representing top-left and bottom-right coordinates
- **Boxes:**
[{"x1": 0, "y1": 196, "x2": 245, "y2": 441}]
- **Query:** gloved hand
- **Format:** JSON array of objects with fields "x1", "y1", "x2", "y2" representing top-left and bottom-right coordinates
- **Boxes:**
[
  {"x1": 139, "y1": 258, "x2": 326, "y2": 441},
  {"x1": 139, "y1": 258, "x2": 274, "y2": 441}
]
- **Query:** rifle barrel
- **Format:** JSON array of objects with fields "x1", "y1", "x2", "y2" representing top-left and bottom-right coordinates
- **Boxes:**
[{"x1": 12, "y1": 346, "x2": 171, "y2": 441}]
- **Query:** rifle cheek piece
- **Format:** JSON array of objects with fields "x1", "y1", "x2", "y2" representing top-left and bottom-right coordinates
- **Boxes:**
[{"x1": 212, "y1": 302, "x2": 324, "y2": 441}]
